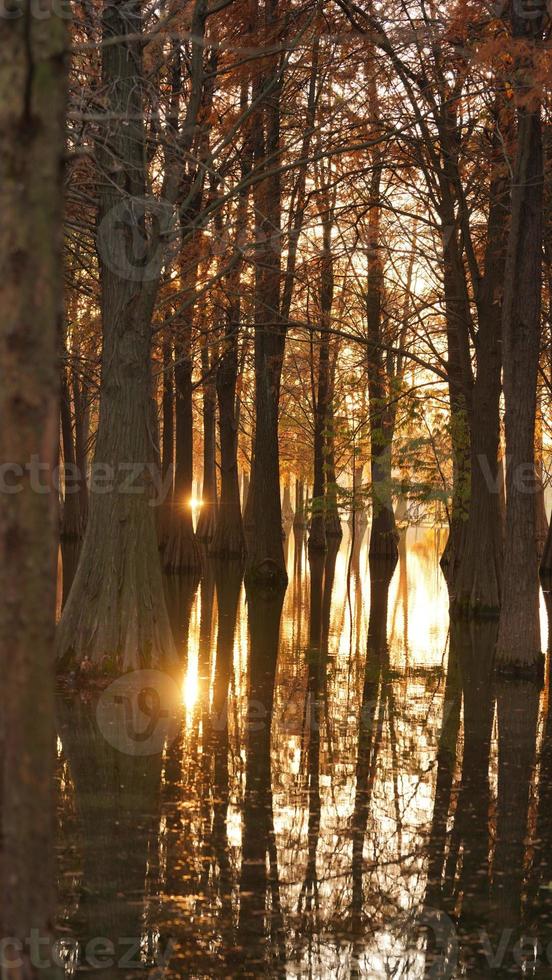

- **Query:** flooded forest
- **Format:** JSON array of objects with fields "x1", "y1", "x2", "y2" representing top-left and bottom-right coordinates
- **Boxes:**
[{"x1": 2, "y1": 0, "x2": 552, "y2": 977}]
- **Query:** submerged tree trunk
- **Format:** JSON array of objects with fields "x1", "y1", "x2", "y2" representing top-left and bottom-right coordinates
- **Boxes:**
[
  {"x1": 497, "y1": 11, "x2": 544, "y2": 668},
  {"x1": 237, "y1": 584, "x2": 285, "y2": 971},
  {"x1": 57, "y1": 0, "x2": 176, "y2": 670},
  {"x1": 0, "y1": 0, "x2": 66, "y2": 964},
  {"x1": 492, "y1": 678, "x2": 540, "y2": 933}
]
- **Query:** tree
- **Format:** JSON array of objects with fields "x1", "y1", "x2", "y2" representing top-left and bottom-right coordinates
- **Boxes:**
[
  {"x1": 0, "y1": 0, "x2": 67, "y2": 967},
  {"x1": 56, "y1": 0, "x2": 191, "y2": 669},
  {"x1": 496, "y1": 1, "x2": 545, "y2": 669}
]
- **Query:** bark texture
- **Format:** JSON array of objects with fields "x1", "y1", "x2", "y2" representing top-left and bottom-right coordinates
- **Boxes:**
[
  {"x1": 157, "y1": 335, "x2": 174, "y2": 548},
  {"x1": 497, "y1": 9, "x2": 544, "y2": 667},
  {"x1": 0, "y1": 1, "x2": 67, "y2": 966},
  {"x1": 309, "y1": 211, "x2": 333, "y2": 553},
  {"x1": 57, "y1": 0, "x2": 176, "y2": 671},
  {"x1": 60, "y1": 368, "x2": 84, "y2": 539},
  {"x1": 196, "y1": 341, "x2": 218, "y2": 542},
  {"x1": 453, "y1": 131, "x2": 508, "y2": 615},
  {"x1": 164, "y1": 331, "x2": 200, "y2": 572},
  {"x1": 245, "y1": 0, "x2": 287, "y2": 587}
]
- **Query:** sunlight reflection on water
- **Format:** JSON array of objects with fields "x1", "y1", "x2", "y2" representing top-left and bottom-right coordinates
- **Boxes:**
[{"x1": 55, "y1": 526, "x2": 552, "y2": 979}]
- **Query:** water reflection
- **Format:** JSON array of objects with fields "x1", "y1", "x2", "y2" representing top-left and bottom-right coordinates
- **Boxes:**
[{"x1": 55, "y1": 528, "x2": 552, "y2": 977}]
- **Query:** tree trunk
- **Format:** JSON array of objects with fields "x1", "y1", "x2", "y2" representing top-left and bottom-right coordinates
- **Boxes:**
[
  {"x1": 158, "y1": 335, "x2": 174, "y2": 548},
  {"x1": 60, "y1": 369, "x2": 84, "y2": 539},
  {"x1": 439, "y1": 262, "x2": 472, "y2": 581},
  {"x1": 245, "y1": 0, "x2": 287, "y2": 589},
  {"x1": 196, "y1": 344, "x2": 218, "y2": 542},
  {"x1": 57, "y1": 0, "x2": 176, "y2": 671},
  {"x1": 0, "y1": 0, "x2": 66, "y2": 965},
  {"x1": 325, "y1": 375, "x2": 343, "y2": 540},
  {"x1": 497, "y1": 17, "x2": 544, "y2": 668},
  {"x1": 210, "y1": 312, "x2": 245, "y2": 558},
  {"x1": 282, "y1": 481, "x2": 294, "y2": 528},
  {"x1": 535, "y1": 399, "x2": 548, "y2": 559},
  {"x1": 309, "y1": 210, "x2": 334, "y2": 552},
  {"x1": 72, "y1": 367, "x2": 89, "y2": 531},
  {"x1": 293, "y1": 478, "x2": 307, "y2": 529},
  {"x1": 438, "y1": 120, "x2": 474, "y2": 581},
  {"x1": 366, "y1": 157, "x2": 398, "y2": 561},
  {"x1": 164, "y1": 339, "x2": 201, "y2": 572},
  {"x1": 309, "y1": 332, "x2": 330, "y2": 551},
  {"x1": 210, "y1": 136, "x2": 248, "y2": 559},
  {"x1": 453, "y1": 145, "x2": 507, "y2": 615}
]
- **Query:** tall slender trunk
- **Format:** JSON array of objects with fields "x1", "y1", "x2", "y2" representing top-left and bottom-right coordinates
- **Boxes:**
[
  {"x1": 497, "y1": 10, "x2": 544, "y2": 668},
  {"x1": 294, "y1": 478, "x2": 307, "y2": 529},
  {"x1": 211, "y1": 307, "x2": 245, "y2": 557},
  {"x1": 325, "y1": 360, "x2": 342, "y2": 540},
  {"x1": 366, "y1": 160, "x2": 398, "y2": 560},
  {"x1": 60, "y1": 368, "x2": 83, "y2": 539},
  {"x1": 437, "y1": 106, "x2": 474, "y2": 580},
  {"x1": 535, "y1": 396, "x2": 548, "y2": 559},
  {"x1": 439, "y1": 217, "x2": 472, "y2": 580},
  {"x1": 282, "y1": 481, "x2": 293, "y2": 527},
  {"x1": 165, "y1": 321, "x2": 200, "y2": 572},
  {"x1": 454, "y1": 139, "x2": 508, "y2": 615},
  {"x1": 57, "y1": 0, "x2": 176, "y2": 670},
  {"x1": 309, "y1": 213, "x2": 333, "y2": 553},
  {"x1": 72, "y1": 366, "x2": 89, "y2": 530},
  {"x1": 158, "y1": 335, "x2": 174, "y2": 547},
  {"x1": 196, "y1": 341, "x2": 218, "y2": 542},
  {"x1": 246, "y1": 0, "x2": 287, "y2": 588},
  {"x1": 211, "y1": 85, "x2": 249, "y2": 558},
  {"x1": 0, "y1": 0, "x2": 67, "y2": 963}
]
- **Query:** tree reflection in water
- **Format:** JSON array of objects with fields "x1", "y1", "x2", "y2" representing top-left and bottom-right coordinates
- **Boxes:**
[{"x1": 54, "y1": 528, "x2": 552, "y2": 978}]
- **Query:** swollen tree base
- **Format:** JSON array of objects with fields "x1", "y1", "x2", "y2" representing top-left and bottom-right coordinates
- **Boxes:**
[
  {"x1": 244, "y1": 559, "x2": 288, "y2": 593},
  {"x1": 369, "y1": 512, "x2": 399, "y2": 562},
  {"x1": 452, "y1": 521, "x2": 502, "y2": 619},
  {"x1": 210, "y1": 521, "x2": 245, "y2": 559},
  {"x1": 164, "y1": 516, "x2": 201, "y2": 574},
  {"x1": 57, "y1": 497, "x2": 176, "y2": 674},
  {"x1": 196, "y1": 505, "x2": 217, "y2": 543},
  {"x1": 326, "y1": 512, "x2": 343, "y2": 540}
]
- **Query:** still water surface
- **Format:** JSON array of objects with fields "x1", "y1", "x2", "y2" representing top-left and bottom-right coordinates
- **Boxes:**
[{"x1": 55, "y1": 527, "x2": 552, "y2": 978}]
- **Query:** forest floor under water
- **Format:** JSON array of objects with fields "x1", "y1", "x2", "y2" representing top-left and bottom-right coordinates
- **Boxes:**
[{"x1": 53, "y1": 525, "x2": 552, "y2": 978}]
